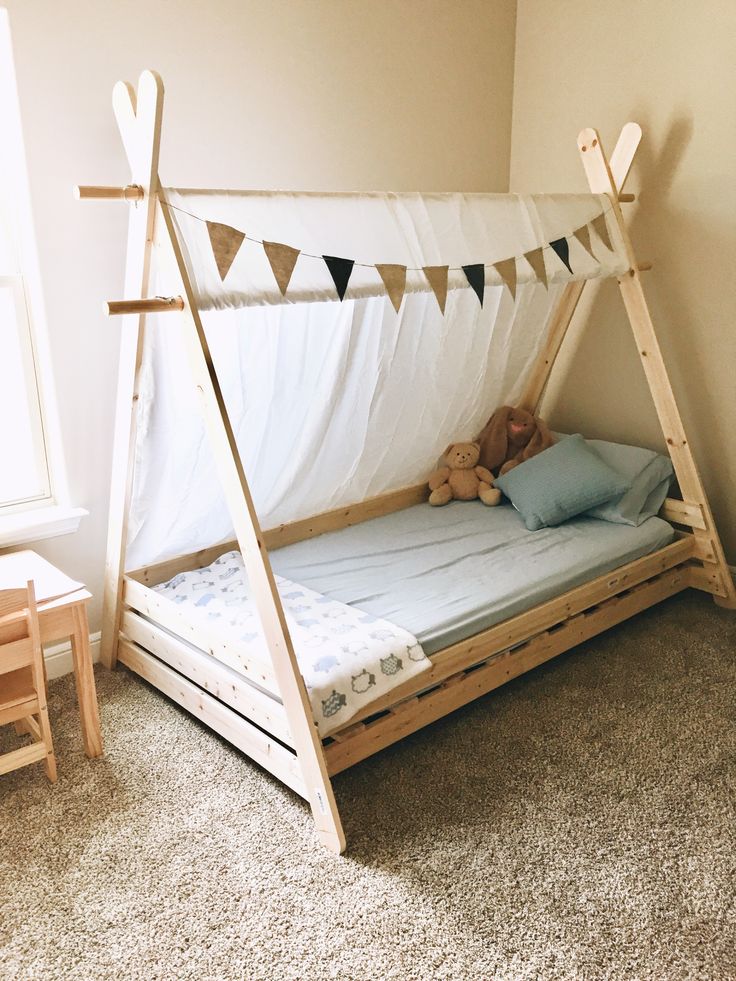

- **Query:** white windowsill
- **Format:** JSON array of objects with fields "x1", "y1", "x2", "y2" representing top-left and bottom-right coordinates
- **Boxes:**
[{"x1": 0, "y1": 504, "x2": 88, "y2": 548}]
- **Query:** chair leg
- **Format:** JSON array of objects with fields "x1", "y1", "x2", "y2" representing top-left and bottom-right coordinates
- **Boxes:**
[{"x1": 36, "y1": 705, "x2": 57, "y2": 784}]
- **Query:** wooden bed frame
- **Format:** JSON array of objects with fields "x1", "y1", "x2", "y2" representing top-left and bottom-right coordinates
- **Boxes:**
[{"x1": 79, "y1": 71, "x2": 735, "y2": 854}]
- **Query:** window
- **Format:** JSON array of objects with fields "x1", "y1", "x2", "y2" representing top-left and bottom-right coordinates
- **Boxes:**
[
  {"x1": 0, "y1": 219, "x2": 51, "y2": 511},
  {"x1": 0, "y1": 10, "x2": 84, "y2": 543}
]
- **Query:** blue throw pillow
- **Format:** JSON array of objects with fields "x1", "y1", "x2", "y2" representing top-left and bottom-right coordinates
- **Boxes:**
[{"x1": 494, "y1": 434, "x2": 632, "y2": 531}]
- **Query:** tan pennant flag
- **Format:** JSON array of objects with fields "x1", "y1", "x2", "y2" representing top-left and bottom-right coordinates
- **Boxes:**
[
  {"x1": 493, "y1": 257, "x2": 517, "y2": 300},
  {"x1": 263, "y1": 241, "x2": 300, "y2": 296},
  {"x1": 423, "y1": 265, "x2": 449, "y2": 314},
  {"x1": 375, "y1": 263, "x2": 407, "y2": 313},
  {"x1": 523, "y1": 247, "x2": 548, "y2": 289},
  {"x1": 206, "y1": 220, "x2": 245, "y2": 281},
  {"x1": 573, "y1": 223, "x2": 595, "y2": 258},
  {"x1": 591, "y1": 214, "x2": 613, "y2": 252}
]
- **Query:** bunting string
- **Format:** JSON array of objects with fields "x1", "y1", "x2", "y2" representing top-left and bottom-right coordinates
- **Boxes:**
[{"x1": 161, "y1": 198, "x2": 617, "y2": 313}]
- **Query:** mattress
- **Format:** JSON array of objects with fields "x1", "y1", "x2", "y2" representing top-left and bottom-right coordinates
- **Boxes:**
[{"x1": 269, "y1": 502, "x2": 675, "y2": 655}]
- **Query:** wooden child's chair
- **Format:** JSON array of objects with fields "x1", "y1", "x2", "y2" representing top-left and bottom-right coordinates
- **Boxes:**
[{"x1": 0, "y1": 581, "x2": 57, "y2": 782}]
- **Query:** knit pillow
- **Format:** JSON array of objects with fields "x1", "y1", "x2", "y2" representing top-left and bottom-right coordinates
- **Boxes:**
[{"x1": 495, "y1": 434, "x2": 631, "y2": 531}]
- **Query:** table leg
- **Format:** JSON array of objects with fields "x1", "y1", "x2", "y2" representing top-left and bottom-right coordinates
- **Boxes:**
[{"x1": 70, "y1": 602, "x2": 104, "y2": 758}]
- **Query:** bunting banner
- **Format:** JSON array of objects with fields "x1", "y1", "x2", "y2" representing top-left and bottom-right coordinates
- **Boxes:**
[
  {"x1": 196, "y1": 203, "x2": 615, "y2": 312},
  {"x1": 323, "y1": 255, "x2": 354, "y2": 300},
  {"x1": 549, "y1": 237, "x2": 573, "y2": 274},
  {"x1": 493, "y1": 258, "x2": 517, "y2": 300},
  {"x1": 263, "y1": 241, "x2": 300, "y2": 296},
  {"x1": 523, "y1": 247, "x2": 548, "y2": 290},
  {"x1": 375, "y1": 263, "x2": 407, "y2": 313},
  {"x1": 206, "y1": 220, "x2": 245, "y2": 281},
  {"x1": 591, "y1": 214, "x2": 613, "y2": 252},
  {"x1": 573, "y1": 224, "x2": 595, "y2": 259},
  {"x1": 423, "y1": 265, "x2": 449, "y2": 314},
  {"x1": 462, "y1": 264, "x2": 485, "y2": 307}
]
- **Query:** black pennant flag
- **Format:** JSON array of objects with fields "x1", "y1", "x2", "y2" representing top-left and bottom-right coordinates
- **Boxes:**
[
  {"x1": 323, "y1": 255, "x2": 355, "y2": 301},
  {"x1": 462, "y1": 263, "x2": 485, "y2": 307},
  {"x1": 549, "y1": 237, "x2": 573, "y2": 274}
]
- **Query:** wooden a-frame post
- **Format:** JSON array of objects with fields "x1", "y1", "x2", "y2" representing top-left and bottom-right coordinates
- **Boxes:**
[
  {"x1": 578, "y1": 128, "x2": 736, "y2": 608},
  {"x1": 100, "y1": 71, "x2": 346, "y2": 853},
  {"x1": 521, "y1": 123, "x2": 734, "y2": 609}
]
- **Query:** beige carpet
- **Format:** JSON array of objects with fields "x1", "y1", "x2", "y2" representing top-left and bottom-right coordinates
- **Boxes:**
[{"x1": 1, "y1": 589, "x2": 735, "y2": 980}]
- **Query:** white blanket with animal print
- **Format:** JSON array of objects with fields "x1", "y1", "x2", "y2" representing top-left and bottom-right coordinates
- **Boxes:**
[{"x1": 153, "y1": 550, "x2": 431, "y2": 737}]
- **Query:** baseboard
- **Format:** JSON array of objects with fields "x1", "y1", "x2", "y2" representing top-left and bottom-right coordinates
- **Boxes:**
[{"x1": 45, "y1": 631, "x2": 101, "y2": 680}]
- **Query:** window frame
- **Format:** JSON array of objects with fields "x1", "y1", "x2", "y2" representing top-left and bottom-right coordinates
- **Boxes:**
[
  {"x1": 0, "y1": 271, "x2": 54, "y2": 513},
  {"x1": 0, "y1": 8, "x2": 85, "y2": 545}
]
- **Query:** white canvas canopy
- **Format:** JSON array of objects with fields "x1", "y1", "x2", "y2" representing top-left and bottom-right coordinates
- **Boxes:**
[
  {"x1": 165, "y1": 188, "x2": 627, "y2": 309},
  {"x1": 126, "y1": 190, "x2": 628, "y2": 568}
]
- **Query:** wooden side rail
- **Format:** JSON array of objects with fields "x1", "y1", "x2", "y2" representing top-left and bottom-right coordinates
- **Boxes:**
[
  {"x1": 336, "y1": 536, "x2": 696, "y2": 730},
  {"x1": 325, "y1": 564, "x2": 690, "y2": 774}
]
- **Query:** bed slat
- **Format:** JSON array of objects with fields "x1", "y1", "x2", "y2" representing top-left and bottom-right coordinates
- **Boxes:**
[
  {"x1": 118, "y1": 638, "x2": 306, "y2": 798},
  {"x1": 121, "y1": 610, "x2": 293, "y2": 745},
  {"x1": 123, "y1": 577, "x2": 279, "y2": 696}
]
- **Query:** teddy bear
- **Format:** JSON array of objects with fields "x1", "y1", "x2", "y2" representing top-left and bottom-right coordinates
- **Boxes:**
[
  {"x1": 476, "y1": 405, "x2": 554, "y2": 475},
  {"x1": 427, "y1": 442, "x2": 501, "y2": 507}
]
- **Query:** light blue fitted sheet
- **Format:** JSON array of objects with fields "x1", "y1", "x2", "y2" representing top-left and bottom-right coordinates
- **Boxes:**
[{"x1": 269, "y1": 502, "x2": 674, "y2": 655}]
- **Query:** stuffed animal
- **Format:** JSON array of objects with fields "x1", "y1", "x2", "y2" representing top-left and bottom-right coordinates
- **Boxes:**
[
  {"x1": 476, "y1": 405, "x2": 554, "y2": 475},
  {"x1": 427, "y1": 442, "x2": 501, "y2": 507}
]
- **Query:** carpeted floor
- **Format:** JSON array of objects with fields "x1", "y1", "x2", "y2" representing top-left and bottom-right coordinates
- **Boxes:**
[{"x1": 1, "y1": 589, "x2": 735, "y2": 980}]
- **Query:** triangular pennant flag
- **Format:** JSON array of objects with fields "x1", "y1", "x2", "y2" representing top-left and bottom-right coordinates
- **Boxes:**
[
  {"x1": 523, "y1": 247, "x2": 548, "y2": 289},
  {"x1": 206, "y1": 221, "x2": 245, "y2": 281},
  {"x1": 573, "y1": 224, "x2": 595, "y2": 258},
  {"x1": 493, "y1": 257, "x2": 517, "y2": 300},
  {"x1": 462, "y1": 263, "x2": 485, "y2": 307},
  {"x1": 375, "y1": 263, "x2": 407, "y2": 313},
  {"x1": 323, "y1": 255, "x2": 354, "y2": 301},
  {"x1": 549, "y1": 237, "x2": 573, "y2": 274},
  {"x1": 263, "y1": 241, "x2": 300, "y2": 296},
  {"x1": 591, "y1": 214, "x2": 613, "y2": 252},
  {"x1": 423, "y1": 265, "x2": 449, "y2": 314}
]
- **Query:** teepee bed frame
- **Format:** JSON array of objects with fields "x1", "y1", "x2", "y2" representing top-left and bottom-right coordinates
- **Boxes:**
[{"x1": 82, "y1": 72, "x2": 735, "y2": 854}]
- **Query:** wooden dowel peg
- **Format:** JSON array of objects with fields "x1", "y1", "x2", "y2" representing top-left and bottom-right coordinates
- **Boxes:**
[
  {"x1": 105, "y1": 296, "x2": 185, "y2": 316},
  {"x1": 75, "y1": 184, "x2": 145, "y2": 201},
  {"x1": 618, "y1": 193, "x2": 636, "y2": 203}
]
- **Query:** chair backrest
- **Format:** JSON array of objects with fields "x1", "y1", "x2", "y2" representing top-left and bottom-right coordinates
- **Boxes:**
[{"x1": 0, "y1": 581, "x2": 42, "y2": 680}]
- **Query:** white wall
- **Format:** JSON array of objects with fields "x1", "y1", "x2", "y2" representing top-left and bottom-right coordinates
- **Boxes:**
[{"x1": 2, "y1": 0, "x2": 517, "y2": 632}]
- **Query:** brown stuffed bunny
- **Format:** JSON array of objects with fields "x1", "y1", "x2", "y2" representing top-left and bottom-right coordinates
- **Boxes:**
[
  {"x1": 428, "y1": 442, "x2": 501, "y2": 507},
  {"x1": 476, "y1": 406, "x2": 554, "y2": 475}
]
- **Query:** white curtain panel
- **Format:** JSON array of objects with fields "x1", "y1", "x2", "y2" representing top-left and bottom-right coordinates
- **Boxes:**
[{"x1": 125, "y1": 191, "x2": 628, "y2": 569}]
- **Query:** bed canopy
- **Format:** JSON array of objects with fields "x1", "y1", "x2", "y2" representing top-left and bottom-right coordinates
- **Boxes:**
[
  {"x1": 128, "y1": 188, "x2": 628, "y2": 569},
  {"x1": 80, "y1": 71, "x2": 735, "y2": 854}
]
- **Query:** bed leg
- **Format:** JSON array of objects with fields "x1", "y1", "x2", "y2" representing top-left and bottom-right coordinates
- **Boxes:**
[
  {"x1": 714, "y1": 593, "x2": 736, "y2": 611},
  {"x1": 317, "y1": 822, "x2": 347, "y2": 855}
]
